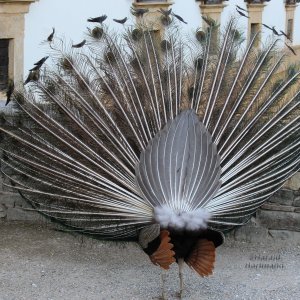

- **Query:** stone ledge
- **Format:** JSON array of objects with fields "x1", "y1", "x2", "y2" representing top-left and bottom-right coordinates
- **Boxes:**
[
  {"x1": 268, "y1": 189, "x2": 294, "y2": 206},
  {"x1": 233, "y1": 225, "x2": 270, "y2": 243},
  {"x1": 261, "y1": 203, "x2": 295, "y2": 212},
  {"x1": 6, "y1": 207, "x2": 43, "y2": 221},
  {"x1": 0, "y1": 192, "x2": 28, "y2": 208},
  {"x1": 133, "y1": 1, "x2": 173, "y2": 9},
  {"x1": 257, "y1": 210, "x2": 300, "y2": 231},
  {"x1": 246, "y1": 3, "x2": 266, "y2": 10},
  {"x1": 285, "y1": 4, "x2": 297, "y2": 10},
  {"x1": 199, "y1": 4, "x2": 227, "y2": 12},
  {"x1": 294, "y1": 196, "x2": 300, "y2": 207},
  {"x1": 283, "y1": 172, "x2": 300, "y2": 190},
  {"x1": 0, "y1": 0, "x2": 36, "y2": 2},
  {"x1": 0, "y1": 204, "x2": 6, "y2": 217},
  {"x1": 0, "y1": 0, "x2": 37, "y2": 14}
]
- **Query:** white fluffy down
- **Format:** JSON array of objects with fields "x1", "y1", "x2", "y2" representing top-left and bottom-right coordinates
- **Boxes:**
[{"x1": 154, "y1": 205, "x2": 211, "y2": 231}]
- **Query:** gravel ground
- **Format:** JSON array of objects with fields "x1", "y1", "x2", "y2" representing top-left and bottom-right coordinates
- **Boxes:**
[{"x1": 0, "y1": 222, "x2": 299, "y2": 300}]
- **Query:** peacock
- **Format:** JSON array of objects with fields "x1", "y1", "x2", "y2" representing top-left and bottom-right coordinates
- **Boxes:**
[{"x1": 0, "y1": 12, "x2": 299, "y2": 299}]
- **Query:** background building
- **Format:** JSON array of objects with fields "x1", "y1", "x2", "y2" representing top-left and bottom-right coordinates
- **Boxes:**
[{"x1": 0, "y1": 0, "x2": 37, "y2": 99}]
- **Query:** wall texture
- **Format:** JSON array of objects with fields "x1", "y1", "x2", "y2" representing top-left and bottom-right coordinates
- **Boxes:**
[
  {"x1": 227, "y1": 172, "x2": 300, "y2": 242},
  {"x1": 0, "y1": 175, "x2": 42, "y2": 222}
]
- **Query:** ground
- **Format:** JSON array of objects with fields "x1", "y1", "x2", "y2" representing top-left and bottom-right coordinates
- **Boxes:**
[{"x1": 0, "y1": 222, "x2": 299, "y2": 300}]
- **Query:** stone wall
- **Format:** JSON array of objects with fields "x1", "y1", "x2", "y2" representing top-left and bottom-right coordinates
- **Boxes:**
[
  {"x1": 257, "y1": 188, "x2": 300, "y2": 239},
  {"x1": 232, "y1": 172, "x2": 300, "y2": 243},
  {"x1": 2, "y1": 171, "x2": 300, "y2": 240},
  {"x1": 0, "y1": 175, "x2": 43, "y2": 222}
]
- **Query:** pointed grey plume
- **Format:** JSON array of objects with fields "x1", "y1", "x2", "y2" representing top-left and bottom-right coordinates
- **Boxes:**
[{"x1": 136, "y1": 110, "x2": 221, "y2": 230}]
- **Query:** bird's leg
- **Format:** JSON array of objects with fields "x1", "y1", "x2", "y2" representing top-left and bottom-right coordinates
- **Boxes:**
[
  {"x1": 160, "y1": 269, "x2": 167, "y2": 300},
  {"x1": 178, "y1": 258, "x2": 184, "y2": 298}
]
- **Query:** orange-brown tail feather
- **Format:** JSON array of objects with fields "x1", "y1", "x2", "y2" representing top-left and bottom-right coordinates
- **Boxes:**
[
  {"x1": 185, "y1": 239, "x2": 216, "y2": 277},
  {"x1": 150, "y1": 230, "x2": 176, "y2": 270}
]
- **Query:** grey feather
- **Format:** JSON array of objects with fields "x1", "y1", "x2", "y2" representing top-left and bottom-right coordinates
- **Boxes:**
[
  {"x1": 136, "y1": 110, "x2": 221, "y2": 213},
  {"x1": 138, "y1": 224, "x2": 160, "y2": 249}
]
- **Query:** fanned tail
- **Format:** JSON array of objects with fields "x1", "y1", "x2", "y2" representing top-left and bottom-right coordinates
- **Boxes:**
[{"x1": 0, "y1": 16, "x2": 299, "y2": 237}]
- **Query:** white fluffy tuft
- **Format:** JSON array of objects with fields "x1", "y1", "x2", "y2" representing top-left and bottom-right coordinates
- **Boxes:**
[{"x1": 154, "y1": 205, "x2": 211, "y2": 231}]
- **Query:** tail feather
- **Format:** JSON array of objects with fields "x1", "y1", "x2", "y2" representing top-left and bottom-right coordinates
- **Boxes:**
[{"x1": 0, "y1": 16, "x2": 299, "y2": 236}]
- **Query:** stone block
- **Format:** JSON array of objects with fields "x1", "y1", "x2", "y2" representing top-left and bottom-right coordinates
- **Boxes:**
[
  {"x1": 283, "y1": 172, "x2": 300, "y2": 190},
  {"x1": 233, "y1": 225, "x2": 270, "y2": 243},
  {"x1": 6, "y1": 207, "x2": 42, "y2": 222},
  {"x1": 261, "y1": 203, "x2": 295, "y2": 212},
  {"x1": 1, "y1": 184, "x2": 16, "y2": 193},
  {"x1": 13, "y1": 196, "x2": 31, "y2": 208},
  {"x1": 294, "y1": 196, "x2": 300, "y2": 207},
  {"x1": 257, "y1": 210, "x2": 300, "y2": 231},
  {"x1": 0, "y1": 192, "x2": 24, "y2": 208},
  {"x1": 0, "y1": 204, "x2": 6, "y2": 218},
  {"x1": 268, "y1": 189, "x2": 294, "y2": 206},
  {"x1": 268, "y1": 230, "x2": 300, "y2": 244}
]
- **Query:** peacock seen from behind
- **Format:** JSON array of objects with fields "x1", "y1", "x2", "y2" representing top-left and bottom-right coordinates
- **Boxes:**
[{"x1": 0, "y1": 12, "x2": 299, "y2": 299}]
